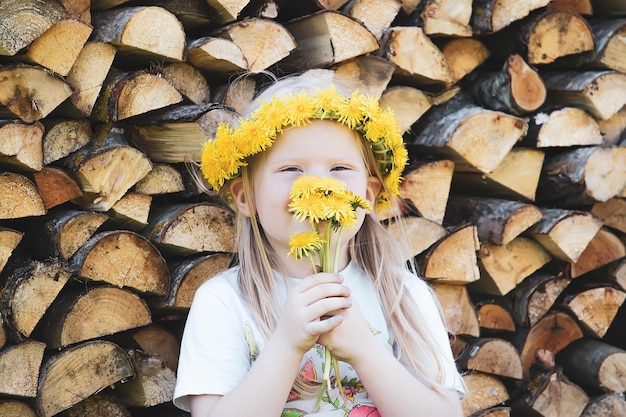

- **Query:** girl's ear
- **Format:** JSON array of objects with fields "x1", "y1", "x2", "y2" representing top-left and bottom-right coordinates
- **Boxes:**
[
  {"x1": 230, "y1": 178, "x2": 252, "y2": 218},
  {"x1": 366, "y1": 176, "x2": 382, "y2": 208}
]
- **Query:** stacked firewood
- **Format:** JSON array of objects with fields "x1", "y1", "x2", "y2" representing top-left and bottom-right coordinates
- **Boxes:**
[{"x1": 1, "y1": 0, "x2": 625, "y2": 416}]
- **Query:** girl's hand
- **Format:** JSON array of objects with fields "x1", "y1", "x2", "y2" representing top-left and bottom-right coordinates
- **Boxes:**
[
  {"x1": 317, "y1": 297, "x2": 375, "y2": 365},
  {"x1": 274, "y1": 272, "x2": 352, "y2": 356}
]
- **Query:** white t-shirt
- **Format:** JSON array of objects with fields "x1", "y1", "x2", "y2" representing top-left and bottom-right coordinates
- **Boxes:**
[{"x1": 173, "y1": 262, "x2": 465, "y2": 415}]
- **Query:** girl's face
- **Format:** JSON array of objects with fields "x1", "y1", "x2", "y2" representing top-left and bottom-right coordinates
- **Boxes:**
[{"x1": 232, "y1": 120, "x2": 380, "y2": 277}]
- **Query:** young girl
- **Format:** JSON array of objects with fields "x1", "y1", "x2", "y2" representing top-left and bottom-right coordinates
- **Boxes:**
[{"x1": 173, "y1": 70, "x2": 465, "y2": 417}]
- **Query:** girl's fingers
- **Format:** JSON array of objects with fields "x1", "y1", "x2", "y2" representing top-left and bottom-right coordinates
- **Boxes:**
[
  {"x1": 295, "y1": 272, "x2": 343, "y2": 292},
  {"x1": 307, "y1": 314, "x2": 344, "y2": 335}
]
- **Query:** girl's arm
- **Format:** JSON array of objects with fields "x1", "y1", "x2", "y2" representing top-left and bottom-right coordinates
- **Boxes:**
[
  {"x1": 189, "y1": 272, "x2": 352, "y2": 417},
  {"x1": 319, "y1": 299, "x2": 463, "y2": 417}
]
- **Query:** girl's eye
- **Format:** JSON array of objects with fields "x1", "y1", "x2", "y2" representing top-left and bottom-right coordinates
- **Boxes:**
[
  {"x1": 280, "y1": 166, "x2": 301, "y2": 172},
  {"x1": 331, "y1": 166, "x2": 351, "y2": 171}
]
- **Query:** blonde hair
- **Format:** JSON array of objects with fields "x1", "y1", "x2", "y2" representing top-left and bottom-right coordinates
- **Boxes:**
[{"x1": 221, "y1": 70, "x2": 456, "y2": 394}]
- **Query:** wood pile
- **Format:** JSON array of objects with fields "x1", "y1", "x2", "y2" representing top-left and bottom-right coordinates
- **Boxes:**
[{"x1": 0, "y1": 0, "x2": 625, "y2": 416}]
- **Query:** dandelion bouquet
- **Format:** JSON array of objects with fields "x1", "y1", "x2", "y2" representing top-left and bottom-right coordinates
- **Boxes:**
[{"x1": 287, "y1": 174, "x2": 372, "y2": 409}]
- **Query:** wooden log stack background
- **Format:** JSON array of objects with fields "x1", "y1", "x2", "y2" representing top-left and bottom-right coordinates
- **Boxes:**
[{"x1": 1, "y1": 0, "x2": 625, "y2": 416}]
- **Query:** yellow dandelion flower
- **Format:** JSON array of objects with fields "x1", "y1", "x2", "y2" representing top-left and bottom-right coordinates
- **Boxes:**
[
  {"x1": 288, "y1": 231, "x2": 326, "y2": 260},
  {"x1": 321, "y1": 193, "x2": 357, "y2": 229},
  {"x1": 313, "y1": 85, "x2": 344, "y2": 116},
  {"x1": 311, "y1": 176, "x2": 347, "y2": 196},
  {"x1": 254, "y1": 97, "x2": 288, "y2": 132},
  {"x1": 289, "y1": 194, "x2": 326, "y2": 223},
  {"x1": 336, "y1": 92, "x2": 365, "y2": 129},
  {"x1": 351, "y1": 194, "x2": 372, "y2": 212},
  {"x1": 235, "y1": 119, "x2": 273, "y2": 155},
  {"x1": 359, "y1": 94, "x2": 382, "y2": 120},
  {"x1": 284, "y1": 91, "x2": 317, "y2": 127}
]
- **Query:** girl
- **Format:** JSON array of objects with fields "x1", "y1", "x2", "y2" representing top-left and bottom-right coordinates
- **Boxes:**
[{"x1": 173, "y1": 70, "x2": 465, "y2": 417}]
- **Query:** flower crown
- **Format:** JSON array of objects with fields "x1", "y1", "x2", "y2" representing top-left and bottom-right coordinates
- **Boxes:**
[{"x1": 200, "y1": 85, "x2": 409, "y2": 211}]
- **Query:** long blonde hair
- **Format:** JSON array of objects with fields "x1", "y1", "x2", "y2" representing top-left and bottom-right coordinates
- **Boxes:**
[{"x1": 223, "y1": 70, "x2": 457, "y2": 393}]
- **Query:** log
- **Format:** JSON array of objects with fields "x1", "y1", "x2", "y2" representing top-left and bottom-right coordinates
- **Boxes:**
[
  {"x1": 472, "y1": 297, "x2": 516, "y2": 333},
  {"x1": 527, "y1": 208, "x2": 603, "y2": 263},
  {"x1": 556, "y1": 338, "x2": 626, "y2": 393},
  {"x1": 91, "y1": 6, "x2": 186, "y2": 62},
  {"x1": 283, "y1": 11, "x2": 378, "y2": 70},
  {"x1": 404, "y1": 0, "x2": 472, "y2": 37},
  {"x1": 460, "y1": 372, "x2": 509, "y2": 416},
  {"x1": 407, "y1": 94, "x2": 526, "y2": 174},
  {"x1": 444, "y1": 195, "x2": 543, "y2": 246},
  {"x1": 541, "y1": 70, "x2": 626, "y2": 120},
  {"x1": 455, "y1": 337, "x2": 523, "y2": 380},
  {"x1": 36, "y1": 285, "x2": 152, "y2": 349},
  {"x1": 0, "y1": 0, "x2": 67, "y2": 56},
  {"x1": 513, "y1": 350, "x2": 589, "y2": 417},
  {"x1": 212, "y1": 76, "x2": 257, "y2": 115},
  {"x1": 572, "y1": 258, "x2": 626, "y2": 291},
  {"x1": 129, "y1": 325, "x2": 181, "y2": 371},
  {"x1": 134, "y1": 164, "x2": 185, "y2": 195},
  {"x1": 397, "y1": 160, "x2": 454, "y2": 224},
  {"x1": 91, "y1": 70, "x2": 183, "y2": 122},
  {"x1": 32, "y1": 167, "x2": 84, "y2": 210},
  {"x1": 332, "y1": 55, "x2": 396, "y2": 98},
  {"x1": 108, "y1": 192, "x2": 152, "y2": 230},
  {"x1": 187, "y1": 36, "x2": 248, "y2": 75},
  {"x1": 203, "y1": 0, "x2": 250, "y2": 24},
  {"x1": 522, "y1": 9, "x2": 595, "y2": 65},
  {"x1": 547, "y1": 0, "x2": 593, "y2": 15},
  {"x1": 377, "y1": 26, "x2": 452, "y2": 86},
  {"x1": 215, "y1": 17, "x2": 296, "y2": 73},
  {"x1": 41, "y1": 119, "x2": 92, "y2": 165},
  {"x1": 441, "y1": 38, "x2": 491, "y2": 84},
  {"x1": 161, "y1": 62, "x2": 211, "y2": 105},
  {"x1": 0, "y1": 400, "x2": 37, "y2": 417},
  {"x1": 34, "y1": 209, "x2": 109, "y2": 260},
  {"x1": 522, "y1": 107, "x2": 603, "y2": 148},
  {"x1": 342, "y1": 0, "x2": 401, "y2": 40},
  {"x1": 471, "y1": 0, "x2": 551, "y2": 35},
  {"x1": 430, "y1": 283, "x2": 480, "y2": 337},
  {"x1": 66, "y1": 41, "x2": 117, "y2": 117},
  {"x1": 451, "y1": 148, "x2": 545, "y2": 202},
  {"x1": 581, "y1": 393, "x2": 626, "y2": 417},
  {"x1": 69, "y1": 230, "x2": 170, "y2": 295},
  {"x1": 471, "y1": 407, "x2": 512, "y2": 417},
  {"x1": 379, "y1": 85, "x2": 432, "y2": 133},
  {"x1": 59, "y1": 393, "x2": 132, "y2": 417},
  {"x1": 23, "y1": 18, "x2": 92, "y2": 76},
  {"x1": 598, "y1": 106, "x2": 626, "y2": 145},
  {"x1": 36, "y1": 340, "x2": 135, "y2": 417},
  {"x1": 591, "y1": 198, "x2": 626, "y2": 233},
  {"x1": 0, "y1": 65, "x2": 72, "y2": 123},
  {"x1": 135, "y1": 0, "x2": 214, "y2": 32},
  {"x1": 384, "y1": 214, "x2": 447, "y2": 260},
  {"x1": 1, "y1": 260, "x2": 72, "y2": 340},
  {"x1": 508, "y1": 270, "x2": 571, "y2": 328},
  {"x1": 127, "y1": 103, "x2": 239, "y2": 163},
  {"x1": 536, "y1": 146, "x2": 626, "y2": 205},
  {"x1": 144, "y1": 202, "x2": 236, "y2": 256},
  {"x1": 419, "y1": 225, "x2": 481, "y2": 284},
  {"x1": 559, "y1": 285, "x2": 626, "y2": 338},
  {"x1": 0, "y1": 172, "x2": 46, "y2": 219},
  {"x1": 115, "y1": 349, "x2": 176, "y2": 407},
  {"x1": 0, "y1": 340, "x2": 46, "y2": 397},
  {"x1": 466, "y1": 54, "x2": 546, "y2": 116},
  {"x1": 0, "y1": 120, "x2": 44, "y2": 171},
  {"x1": 0, "y1": 227, "x2": 22, "y2": 273},
  {"x1": 151, "y1": 252, "x2": 231, "y2": 312},
  {"x1": 63, "y1": 126, "x2": 153, "y2": 211},
  {"x1": 471, "y1": 237, "x2": 552, "y2": 296},
  {"x1": 569, "y1": 229, "x2": 626, "y2": 278},
  {"x1": 581, "y1": 19, "x2": 626, "y2": 73},
  {"x1": 510, "y1": 311, "x2": 584, "y2": 378}
]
